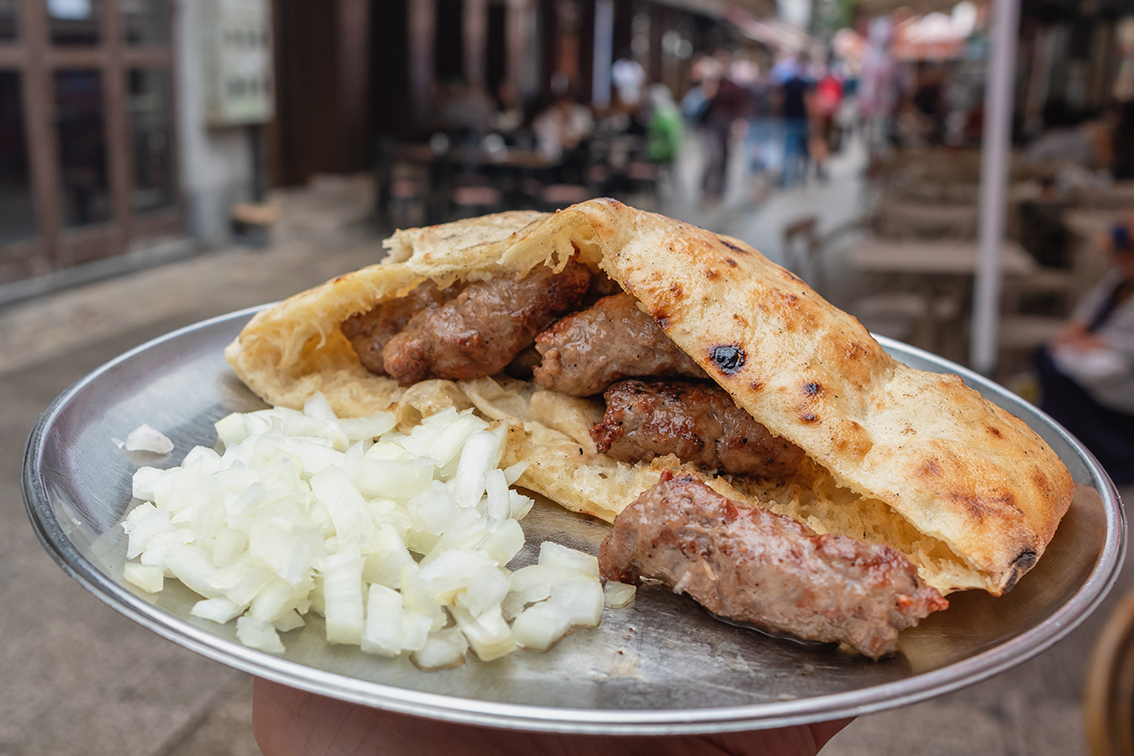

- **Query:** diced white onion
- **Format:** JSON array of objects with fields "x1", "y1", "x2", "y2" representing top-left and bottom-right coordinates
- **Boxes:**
[
  {"x1": 273, "y1": 609, "x2": 307, "y2": 632},
  {"x1": 123, "y1": 424, "x2": 174, "y2": 454},
  {"x1": 120, "y1": 403, "x2": 613, "y2": 666},
  {"x1": 322, "y1": 550, "x2": 365, "y2": 645},
  {"x1": 603, "y1": 581, "x2": 637, "y2": 608},
  {"x1": 123, "y1": 562, "x2": 164, "y2": 593},
  {"x1": 546, "y1": 578, "x2": 604, "y2": 628},
  {"x1": 411, "y1": 625, "x2": 469, "y2": 670},
  {"x1": 236, "y1": 616, "x2": 285, "y2": 653},
  {"x1": 338, "y1": 415, "x2": 397, "y2": 442},
  {"x1": 362, "y1": 583, "x2": 405, "y2": 657},
  {"x1": 538, "y1": 541, "x2": 600, "y2": 577},
  {"x1": 512, "y1": 602, "x2": 572, "y2": 650},
  {"x1": 249, "y1": 577, "x2": 307, "y2": 624},
  {"x1": 449, "y1": 430, "x2": 499, "y2": 508},
  {"x1": 191, "y1": 597, "x2": 244, "y2": 624},
  {"x1": 502, "y1": 460, "x2": 529, "y2": 486},
  {"x1": 450, "y1": 605, "x2": 516, "y2": 661},
  {"x1": 303, "y1": 392, "x2": 338, "y2": 422}
]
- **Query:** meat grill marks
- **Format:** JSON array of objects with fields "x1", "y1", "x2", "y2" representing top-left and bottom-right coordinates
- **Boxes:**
[
  {"x1": 599, "y1": 472, "x2": 948, "y2": 659},
  {"x1": 533, "y1": 293, "x2": 707, "y2": 397},
  {"x1": 382, "y1": 259, "x2": 593, "y2": 386},
  {"x1": 592, "y1": 379, "x2": 805, "y2": 479},
  {"x1": 341, "y1": 281, "x2": 455, "y2": 376}
]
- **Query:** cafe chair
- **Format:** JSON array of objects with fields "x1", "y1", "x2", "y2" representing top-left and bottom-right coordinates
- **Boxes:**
[
  {"x1": 448, "y1": 182, "x2": 504, "y2": 220},
  {"x1": 780, "y1": 214, "x2": 866, "y2": 299},
  {"x1": 530, "y1": 183, "x2": 593, "y2": 212},
  {"x1": 1085, "y1": 586, "x2": 1134, "y2": 756},
  {"x1": 623, "y1": 160, "x2": 663, "y2": 210},
  {"x1": 782, "y1": 215, "x2": 823, "y2": 294},
  {"x1": 848, "y1": 289, "x2": 964, "y2": 350}
]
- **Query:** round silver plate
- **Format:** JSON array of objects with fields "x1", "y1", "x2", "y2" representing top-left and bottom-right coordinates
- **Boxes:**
[{"x1": 22, "y1": 305, "x2": 1126, "y2": 734}]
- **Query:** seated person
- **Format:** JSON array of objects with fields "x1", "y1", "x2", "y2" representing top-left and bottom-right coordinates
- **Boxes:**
[
  {"x1": 1035, "y1": 222, "x2": 1134, "y2": 485},
  {"x1": 532, "y1": 92, "x2": 594, "y2": 162}
]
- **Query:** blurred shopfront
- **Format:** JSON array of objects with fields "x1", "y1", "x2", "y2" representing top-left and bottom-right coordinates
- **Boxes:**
[
  {"x1": 0, "y1": 0, "x2": 276, "y2": 296},
  {"x1": 0, "y1": 0, "x2": 180, "y2": 287},
  {"x1": 267, "y1": 0, "x2": 762, "y2": 188}
]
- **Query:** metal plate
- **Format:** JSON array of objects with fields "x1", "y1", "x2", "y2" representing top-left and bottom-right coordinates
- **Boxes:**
[{"x1": 22, "y1": 306, "x2": 1127, "y2": 734}]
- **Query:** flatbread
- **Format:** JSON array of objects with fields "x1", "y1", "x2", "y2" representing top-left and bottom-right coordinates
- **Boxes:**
[{"x1": 226, "y1": 199, "x2": 1075, "y2": 597}]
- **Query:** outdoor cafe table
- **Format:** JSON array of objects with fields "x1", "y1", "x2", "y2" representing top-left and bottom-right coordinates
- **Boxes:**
[
  {"x1": 395, "y1": 142, "x2": 563, "y2": 218},
  {"x1": 845, "y1": 238, "x2": 1038, "y2": 358}
]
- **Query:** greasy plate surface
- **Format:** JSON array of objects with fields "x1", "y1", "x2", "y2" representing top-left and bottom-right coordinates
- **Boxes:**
[{"x1": 22, "y1": 306, "x2": 1126, "y2": 734}]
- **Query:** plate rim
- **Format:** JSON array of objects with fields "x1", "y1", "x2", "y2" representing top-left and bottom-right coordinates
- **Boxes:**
[{"x1": 21, "y1": 306, "x2": 1129, "y2": 734}]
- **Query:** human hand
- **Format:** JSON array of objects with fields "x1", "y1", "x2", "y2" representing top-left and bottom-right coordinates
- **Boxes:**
[
  {"x1": 253, "y1": 677, "x2": 852, "y2": 756},
  {"x1": 1052, "y1": 321, "x2": 1108, "y2": 350}
]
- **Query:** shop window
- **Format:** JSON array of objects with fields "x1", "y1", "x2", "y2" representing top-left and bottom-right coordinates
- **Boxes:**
[
  {"x1": 128, "y1": 67, "x2": 175, "y2": 213},
  {"x1": 0, "y1": 71, "x2": 36, "y2": 244},
  {"x1": 54, "y1": 69, "x2": 111, "y2": 227},
  {"x1": 0, "y1": 0, "x2": 18, "y2": 40},
  {"x1": 48, "y1": 0, "x2": 102, "y2": 46},
  {"x1": 121, "y1": 0, "x2": 169, "y2": 46}
]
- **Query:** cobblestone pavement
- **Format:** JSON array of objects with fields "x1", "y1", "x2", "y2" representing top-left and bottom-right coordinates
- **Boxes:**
[{"x1": 1, "y1": 218, "x2": 1127, "y2": 756}]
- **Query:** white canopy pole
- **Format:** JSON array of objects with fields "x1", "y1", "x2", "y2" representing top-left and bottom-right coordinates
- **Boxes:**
[
  {"x1": 971, "y1": 0, "x2": 1022, "y2": 375},
  {"x1": 592, "y1": 0, "x2": 615, "y2": 109}
]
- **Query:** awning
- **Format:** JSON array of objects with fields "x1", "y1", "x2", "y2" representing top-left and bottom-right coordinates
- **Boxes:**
[
  {"x1": 855, "y1": 0, "x2": 964, "y2": 17},
  {"x1": 648, "y1": 0, "x2": 779, "y2": 25},
  {"x1": 725, "y1": 8, "x2": 818, "y2": 52},
  {"x1": 892, "y1": 12, "x2": 966, "y2": 59}
]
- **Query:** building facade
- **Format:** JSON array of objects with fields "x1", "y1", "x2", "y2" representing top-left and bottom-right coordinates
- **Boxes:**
[{"x1": 0, "y1": 0, "x2": 737, "y2": 294}]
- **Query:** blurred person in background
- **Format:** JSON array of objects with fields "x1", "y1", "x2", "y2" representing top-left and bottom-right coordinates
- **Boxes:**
[
  {"x1": 811, "y1": 59, "x2": 844, "y2": 182},
  {"x1": 910, "y1": 63, "x2": 947, "y2": 145},
  {"x1": 1034, "y1": 222, "x2": 1134, "y2": 486},
  {"x1": 532, "y1": 90, "x2": 594, "y2": 163},
  {"x1": 857, "y1": 18, "x2": 897, "y2": 167},
  {"x1": 491, "y1": 80, "x2": 526, "y2": 140},
  {"x1": 440, "y1": 79, "x2": 496, "y2": 146},
  {"x1": 700, "y1": 51, "x2": 747, "y2": 204},
  {"x1": 680, "y1": 53, "x2": 717, "y2": 126},
  {"x1": 743, "y1": 59, "x2": 779, "y2": 190},
  {"x1": 644, "y1": 83, "x2": 684, "y2": 167},
  {"x1": 779, "y1": 53, "x2": 814, "y2": 188},
  {"x1": 1024, "y1": 100, "x2": 1113, "y2": 172},
  {"x1": 613, "y1": 52, "x2": 648, "y2": 110}
]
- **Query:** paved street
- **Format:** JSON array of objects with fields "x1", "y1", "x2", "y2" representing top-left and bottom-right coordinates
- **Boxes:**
[{"x1": 0, "y1": 183, "x2": 1128, "y2": 755}]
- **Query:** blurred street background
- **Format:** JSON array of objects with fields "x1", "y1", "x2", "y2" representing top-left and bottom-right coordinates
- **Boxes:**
[{"x1": 2, "y1": 0, "x2": 1134, "y2": 753}]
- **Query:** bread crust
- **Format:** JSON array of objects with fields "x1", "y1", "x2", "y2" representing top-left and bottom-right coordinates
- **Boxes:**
[{"x1": 225, "y1": 199, "x2": 1075, "y2": 596}]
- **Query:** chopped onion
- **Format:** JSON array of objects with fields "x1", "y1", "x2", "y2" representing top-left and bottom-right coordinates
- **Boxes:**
[
  {"x1": 362, "y1": 583, "x2": 406, "y2": 657},
  {"x1": 511, "y1": 602, "x2": 572, "y2": 650},
  {"x1": 120, "y1": 397, "x2": 622, "y2": 664},
  {"x1": 303, "y1": 392, "x2": 338, "y2": 422},
  {"x1": 123, "y1": 562, "x2": 164, "y2": 593},
  {"x1": 322, "y1": 549, "x2": 365, "y2": 645},
  {"x1": 191, "y1": 597, "x2": 243, "y2": 624},
  {"x1": 236, "y1": 616, "x2": 285, "y2": 653},
  {"x1": 538, "y1": 541, "x2": 600, "y2": 577},
  {"x1": 122, "y1": 424, "x2": 174, "y2": 454},
  {"x1": 603, "y1": 581, "x2": 637, "y2": 608},
  {"x1": 411, "y1": 625, "x2": 469, "y2": 670}
]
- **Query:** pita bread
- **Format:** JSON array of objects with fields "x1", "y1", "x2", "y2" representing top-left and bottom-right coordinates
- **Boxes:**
[{"x1": 226, "y1": 199, "x2": 1074, "y2": 597}]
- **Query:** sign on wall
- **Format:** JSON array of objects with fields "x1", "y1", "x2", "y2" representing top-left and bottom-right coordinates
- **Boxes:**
[{"x1": 201, "y1": 0, "x2": 275, "y2": 126}]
